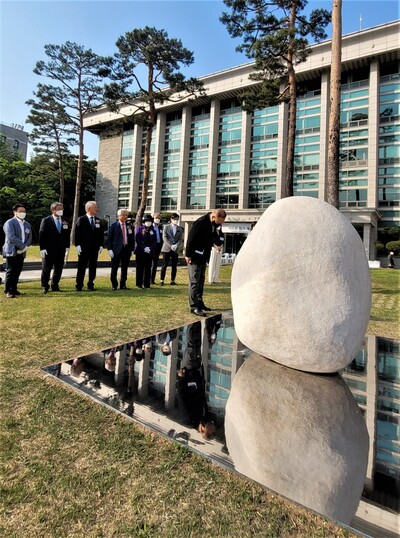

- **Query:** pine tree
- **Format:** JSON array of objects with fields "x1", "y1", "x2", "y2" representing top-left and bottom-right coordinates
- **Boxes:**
[
  {"x1": 101, "y1": 26, "x2": 205, "y2": 226},
  {"x1": 220, "y1": 0, "x2": 331, "y2": 198},
  {"x1": 26, "y1": 83, "x2": 78, "y2": 204},
  {"x1": 32, "y1": 42, "x2": 105, "y2": 242}
]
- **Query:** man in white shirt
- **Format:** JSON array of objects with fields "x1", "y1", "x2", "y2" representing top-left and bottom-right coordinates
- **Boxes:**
[{"x1": 39, "y1": 202, "x2": 70, "y2": 293}]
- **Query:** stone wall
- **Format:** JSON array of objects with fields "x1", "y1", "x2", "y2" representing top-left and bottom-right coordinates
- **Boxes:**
[{"x1": 95, "y1": 125, "x2": 123, "y2": 224}]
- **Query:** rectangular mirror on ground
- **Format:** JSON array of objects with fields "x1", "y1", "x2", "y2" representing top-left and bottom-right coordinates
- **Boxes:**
[{"x1": 42, "y1": 313, "x2": 399, "y2": 538}]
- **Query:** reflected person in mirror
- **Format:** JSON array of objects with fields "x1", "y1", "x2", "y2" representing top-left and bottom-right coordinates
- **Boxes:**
[{"x1": 177, "y1": 321, "x2": 216, "y2": 439}]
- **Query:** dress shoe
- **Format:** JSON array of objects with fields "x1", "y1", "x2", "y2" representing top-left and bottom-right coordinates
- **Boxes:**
[
  {"x1": 151, "y1": 280, "x2": 156, "y2": 285},
  {"x1": 199, "y1": 304, "x2": 212, "y2": 312},
  {"x1": 42, "y1": 287, "x2": 49, "y2": 294},
  {"x1": 120, "y1": 285, "x2": 129, "y2": 290},
  {"x1": 136, "y1": 285, "x2": 143, "y2": 289},
  {"x1": 14, "y1": 290, "x2": 23, "y2": 296},
  {"x1": 5, "y1": 292, "x2": 15, "y2": 298},
  {"x1": 51, "y1": 287, "x2": 61, "y2": 292},
  {"x1": 87, "y1": 287, "x2": 96, "y2": 292},
  {"x1": 160, "y1": 281, "x2": 164, "y2": 286},
  {"x1": 170, "y1": 281, "x2": 177, "y2": 286},
  {"x1": 191, "y1": 308, "x2": 207, "y2": 317},
  {"x1": 75, "y1": 287, "x2": 83, "y2": 292},
  {"x1": 112, "y1": 287, "x2": 118, "y2": 291}
]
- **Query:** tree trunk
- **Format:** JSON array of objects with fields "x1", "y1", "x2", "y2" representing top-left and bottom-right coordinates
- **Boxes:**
[
  {"x1": 327, "y1": 0, "x2": 342, "y2": 208},
  {"x1": 284, "y1": 3, "x2": 297, "y2": 198},
  {"x1": 71, "y1": 122, "x2": 84, "y2": 245},
  {"x1": 54, "y1": 130, "x2": 65, "y2": 204},
  {"x1": 135, "y1": 68, "x2": 156, "y2": 228},
  {"x1": 135, "y1": 121, "x2": 153, "y2": 227}
]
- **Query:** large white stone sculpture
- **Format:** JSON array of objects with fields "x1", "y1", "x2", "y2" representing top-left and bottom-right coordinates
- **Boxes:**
[
  {"x1": 231, "y1": 196, "x2": 371, "y2": 373},
  {"x1": 225, "y1": 354, "x2": 369, "y2": 525}
]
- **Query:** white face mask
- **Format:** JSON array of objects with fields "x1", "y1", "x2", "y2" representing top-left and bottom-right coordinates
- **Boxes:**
[
  {"x1": 55, "y1": 210, "x2": 63, "y2": 217},
  {"x1": 153, "y1": 218, "x2": 160, "y2": 224},
  {"x1": 16, "y1": 212, "x2": 26, "y2": 220},
  {"x1": 171, "y1": 219, "x2": 178, "y2": 225},
  {"x1": 144, "y1": 221, "x2": 152, "y2": 227}
]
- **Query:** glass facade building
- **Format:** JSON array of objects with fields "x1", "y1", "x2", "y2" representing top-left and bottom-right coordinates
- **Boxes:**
[{"x1": 85, "y1": 22, "x2": 400, "y2": 261}]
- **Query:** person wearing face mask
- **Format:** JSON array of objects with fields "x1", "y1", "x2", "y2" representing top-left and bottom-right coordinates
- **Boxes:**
[
  {"x1": 74, "y1": 201, "x2": 104, "y2": 291},
  {"x1": 134, "y1": 214, "x2": 157, "y2": 289},
  {"x1": 150, "y1": 212, "x2": 163, "y2": 285},
  {"x1": 159, "y1": 213, "x2": 184, "y2": 286},
  {"x1": 38, "y1": 202, "x2": 70, "y2": 294},
  {"x1": 2, "y1": 204, "x2": 32, "y2": 298},
  {"x1": 184, "y1": 209, "x2": 227, "y2": 316}
]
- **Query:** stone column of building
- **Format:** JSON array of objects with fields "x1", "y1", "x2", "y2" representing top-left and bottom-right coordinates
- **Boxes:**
[
  {"x1": 114, "y1": 346, "x2": 127, "y2": 386},
  {"x1": 130, "y1": 124, "x2": 144, "y2": 213},
  {"x1": 151, "y1": 112, "x2": 167, "y2": 214},
  {"x1": 368, "y1": 60, "x2": 379, "y2": 210},
  {"x1": 364, "y1": 334, "x2": 378, "y2": 492},
  {"x1": 137, "y1": 354, "x2": 150, "y2": 398},
  {"x1": 95, "y1": 124, "x2": 123, "y2": 222},
  {"x1": 276, "y1": 97, "x2": 288, "y2": 200},
  {"x1": 319, "y1": 70, "x2": 330, "y2": 200},
  {"x1": 365, "y1": 60, "x2": 380, "y2": 259},
  {"x1": 164, "y1": 342, "x2": 179, "y2": 409},
  {"x1": 206, "y1": 99, "x2": 221, "y2": 209},
  {"x1": 177, "y1": 105, "x2": 192, "y2": 211},
  {"x1": 239, "y1": 109, "x2": 252, "y2": 210},
  {"x1": 230, "y1": 334, "x2": 245, "y2": 381}
]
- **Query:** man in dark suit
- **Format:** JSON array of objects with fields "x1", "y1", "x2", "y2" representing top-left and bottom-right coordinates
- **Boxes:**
[
  {"x1": 74, "y1": 200, "x2": 104, "y2": 291},
  {"x1": 107, "y1": 209, "x2": 135, "y2": 290},
  {"x1": 39, "y1": 202, "x2": 70, "y2": 293},
  {"x1": 150, "y1": 211, "x2": 163, "y2": 284},
  {"x1": 185, "y1": 209, "x2": 226, "y2": 316}
]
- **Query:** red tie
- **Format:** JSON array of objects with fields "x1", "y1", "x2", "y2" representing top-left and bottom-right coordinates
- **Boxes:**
[{"x1": 121, "y1": 222, "x2": 127, "y2": 245}]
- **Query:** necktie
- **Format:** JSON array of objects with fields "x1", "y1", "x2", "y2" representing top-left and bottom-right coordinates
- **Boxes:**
[
  {"x1": 90, "y1": 217, "x2": 95, "y2": 230},
  {"x1": 56, "y1": 218, "x2": 62, "y2": 233},
  {"x1": 121, "y1": 222, "x2": 127, "y2": 245}
]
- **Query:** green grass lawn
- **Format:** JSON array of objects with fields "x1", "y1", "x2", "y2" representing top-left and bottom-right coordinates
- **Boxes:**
[{"x1": 0, "y1": 266, "x2": 397, "y2": 537}]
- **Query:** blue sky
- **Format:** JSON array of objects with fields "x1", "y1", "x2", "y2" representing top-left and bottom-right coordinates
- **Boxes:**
[{"x1": 1, "y1": 0, "x2": 399, "y2": 160}]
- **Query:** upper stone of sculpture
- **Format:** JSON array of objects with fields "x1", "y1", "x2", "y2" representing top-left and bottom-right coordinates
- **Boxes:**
[{"x1": 231, "y1": 196, "x2": 371, "y2": 373}]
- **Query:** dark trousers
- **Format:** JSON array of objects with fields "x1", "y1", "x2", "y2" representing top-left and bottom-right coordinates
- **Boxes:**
[
  {"x1": 160, "y1": 250, "x2": 178, "y2": 282},
  {"x1": 136, "y1": 253, "x2": 152, "y2": 288},
  {"x1": 188, "y1": 262, "x2": 206, "y2": 309},
  {"x1": 110, "y1": 245, "x2": 131, "y2": 288},
  {"x1": 76, "y1": 249, "x2": 99, "y2": 289},
  {"x1": 41, "y1": 251, "x2": 65, "y2": 289},
  {"x1": 151, "y1": 243, "x2": 162, "y2": 282},
  {"x1": 4, "y1": 254, "x2": 24, "y2": 293}
]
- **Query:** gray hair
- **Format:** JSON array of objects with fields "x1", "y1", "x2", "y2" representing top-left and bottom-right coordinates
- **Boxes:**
[
  {"x1": 85, "y1": 201, "x2": 97, "y2": 211},
  {"x1": 117, "y1": 209, "x2": 129, "y2": 216},
  {"x1": 50, "y1": 202, "x2": 63, "y2": 212}
]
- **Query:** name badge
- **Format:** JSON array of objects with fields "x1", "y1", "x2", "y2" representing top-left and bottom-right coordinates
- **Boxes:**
[
  {"x1": 95, "y1": 223, "x2": 100, "y2": 228},
  {"x1": 63, "y1": 224, "x2": 68, "y2": 229},
  {"x1": 128, "y1": 229, "x2": 132, "y2": 234},
  {"x1": 150, "y1": 231, "x2": 154, "y2": 235},
  {"x1": 25, "y1": 229, "x2": 30, "y2": 235},
  {"x1": 195, "y1": 249, "x2": 204, "y2": 255}
]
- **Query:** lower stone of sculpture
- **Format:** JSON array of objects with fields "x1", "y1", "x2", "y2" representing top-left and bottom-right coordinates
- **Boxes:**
[{"x1": 225, "y1": 353, "x2": 369, "y2": 525}]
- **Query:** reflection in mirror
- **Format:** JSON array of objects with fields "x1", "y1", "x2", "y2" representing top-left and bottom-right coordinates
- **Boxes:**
[{"x1": 43, "y1": 314, "x2": 399, "y2": 537}]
